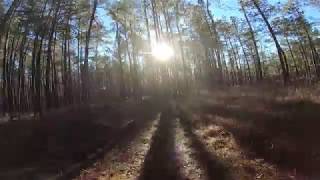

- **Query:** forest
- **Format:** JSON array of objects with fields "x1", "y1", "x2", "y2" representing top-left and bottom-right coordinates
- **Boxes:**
[{"x1": 0, "y1": 0, "x2": 320, "y2": 179}]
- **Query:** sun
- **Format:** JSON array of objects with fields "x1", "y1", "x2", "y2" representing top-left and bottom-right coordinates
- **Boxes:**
[{"x1": 151, "y1": 42, "x2": 174, "y2": 62}]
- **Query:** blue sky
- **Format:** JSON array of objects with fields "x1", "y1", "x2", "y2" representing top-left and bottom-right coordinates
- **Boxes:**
[
  {"x1": 211, "y1": 0, "x2": 320, "y2": 23},
  {"x1": 98, "y1": 0, "x2": 320, "y2": 36},
  {"x1": 96, "y1": 0, "x2": 320, "y2": 55},
  {"x1": 209, "y1": 0, "x2": 320, "y2": 53}
]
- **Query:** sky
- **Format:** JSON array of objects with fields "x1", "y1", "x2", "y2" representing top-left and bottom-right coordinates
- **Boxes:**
[
  {"x1": 98, "y1": 0, "x2": 320, "y2": 28},
  {"x1": 98, "y1": 0, "x2": 320, "y2": 38},
  {"x1": 96, "y1": 0, "x2": 320, "y2": 55},
  {"x1": 209, "y1": 0, "x2": 320, "y2": 53},
  {"x1": 211, "y1": 0, "x2": 320, "y2": 24}
]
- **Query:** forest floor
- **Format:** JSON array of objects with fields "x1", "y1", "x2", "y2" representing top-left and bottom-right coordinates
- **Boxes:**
[
  {"x1": 1, "y1": 85, "x2": 320, "y2": 180},
  {"x1": 0, "y1": 98, "x2": 161, "y2": 180},
  {"x1": 75, "y1": 85, "x2": 320, "y2": 180}
]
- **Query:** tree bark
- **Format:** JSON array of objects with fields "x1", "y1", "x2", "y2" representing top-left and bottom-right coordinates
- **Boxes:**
[
  {"x1": 175, "y1": 2, "x2": 188, "y2": 88},
  {"x1": 241, "y1": 2, "x2": 263, "y2": 81},
  {"x1": 252, "y1": 0, "x2": 289, "y2": 83},
  {"x1": 116, "y1": 22, "x2": 125, "y2": 97},
  {"x1": 45, "y1": 0, "x2": 60, "y2": 109},
  {"x1": 205, "y1": 0, "x2": 223, "y2": 82},
  {"x1": 82, "y1": 0, "x2": 98, "y2": 102},
  {"x1": 232, "y1": 20, "x2": 252, "y2": 82},
  {"x1": 0, "y1": 0, "x2": 21, "y2": 34},
  {"x1": 285, "y1": 36, "x2": 299, "y2": 76},
  {"x1": 2, "y1": 31, "x2": 9, "y2": 115}
]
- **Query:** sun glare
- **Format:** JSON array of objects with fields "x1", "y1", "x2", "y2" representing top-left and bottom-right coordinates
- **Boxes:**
[{"x1": 152, "y1": 42, "x2": 174, "y2": 62}]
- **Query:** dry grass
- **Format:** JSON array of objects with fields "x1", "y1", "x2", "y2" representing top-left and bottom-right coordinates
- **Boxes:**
[
  {"x1": 0, "y1": 98, "x2": 160, "y2": 179},
  {"x1": 181, "y1": 84, "x2": 320, "y2": 179}
]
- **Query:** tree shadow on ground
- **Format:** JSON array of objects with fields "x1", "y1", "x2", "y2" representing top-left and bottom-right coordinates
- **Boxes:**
[
  {"x1": 196, "y1": 97, "x2": 320, "y2": 178},
  {"x1": 179, "y1": 111, "x2": 232, "y2": 180},
  {"x1": 138, "y1": 108, "x2": 185, "y2": 180},
  {"x1": 0, "y1": 100, "x2": 160, "y2": 180}
]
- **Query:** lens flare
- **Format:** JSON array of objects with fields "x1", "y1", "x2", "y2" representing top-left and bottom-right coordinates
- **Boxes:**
[{"x1": 152, "y1": 43, "x2": 174, "y2": 61}]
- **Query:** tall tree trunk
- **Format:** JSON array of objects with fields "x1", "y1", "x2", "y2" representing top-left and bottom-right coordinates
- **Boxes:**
[
  {"x1": 232, "y1": 20, "x2": 252, "y2": 82},
  {"x1": 0, "y1": 0, "x2": 21, "y2": 34},
  {"x1": 175, "y1": 3, "x2": 188, "y2": 88},
  {"x1": 129, "y1": 23, "x2": 140, "y2": 98},
  {"x1": 45, "y1": 0, "x2": 60, "y2": 109},
  {"x1": 32, "y1": 0, "x2": 48, "y2": 116},
  {"x1": 116, "y1": 22, "x2": 125, "y2": 97},
  {"x1": 82, "y1": 0, "x2": 98, "y2": 102},
  {"x1": 252, "y1": 0, "x2": 289, "y2": 83},
  {"x1": 18, "y1": 30, "x2": 28, "y2": 114},
  {"x1": 2, "y1": 31, "x2": 9, "y2": 115},
  {"x1": 285, "y1": 36, "x2": 299, "y2": 76},
  {"x1": 298, "y1": 40, "x2": 311, "y2": 77},
  {"x1": 150, "y1": 0, "x2": 160, "y2": 41},
  {"x1": 7, "y1": 35, "x2": 16, "y2": 117},
  {"x1": 51, "y1": 32, "x2": 59, "y2": 107},
  {"x1": 31, "y1": 34, "x2": 39, "y2": 112},
  {"x1": 241, "y1": 2, "x2": 263, "y2": 81},
  {"x1": 143, "y1": 0, "x2": 152, "y2": 47},
  {"x1": 63, "y1": 33, "x2": 68, "y2": 104},
  {"x1": 303, "y1": 24, "x2": 320, "y2": 77},
  {"x1": 125, "y1": 32, "x2": 133, "y2": 96},
  {"x1": 205, "y1": 0, "x2": 223, "y2": 82},
  {"x1": 228, "y1": 38, "x2": 242, "y2": 84},
  {"x1": 67, "y1": 37, "x2": 73, "y2": 104},
  {"x1": 143, "y1": 0, "x2": 157, "y2": 94},
  {"x1": 77, "y1": 18, "x2": 81, "y2": 102},
  {"x1": 294, "y1": 8, "x2": 320, "y2": 77},
  {"x1": 35, "y1": 36, "x2": 44, "y2": 116}
]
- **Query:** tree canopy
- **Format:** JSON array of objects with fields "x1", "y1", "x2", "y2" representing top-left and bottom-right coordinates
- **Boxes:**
[{"x1": 0, "y1": 0, "x2": 319, "y2": 117}]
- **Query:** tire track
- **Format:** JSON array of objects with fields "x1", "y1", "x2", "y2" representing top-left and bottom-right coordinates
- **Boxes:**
[
  {"x1": 175, "y1": 121, "x2": 206, "y2": 179},
  {"x1": 138, "y1": 108, "x2": 185, "y2": 180},
  {"x1": 179, "y1": 111, "x2": 232, "y2": 180},
  {"x1": 75, "y1": 114, "x2": 160, "y2": 180},
  {"x1": 193, "y1": 116, "x2": 283, "y2": 180}
]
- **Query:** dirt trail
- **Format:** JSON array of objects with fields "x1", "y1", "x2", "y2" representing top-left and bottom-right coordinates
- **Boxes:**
[
  {"x1": 175, "y1": 121, "x2": 206, "y2": 179},
  {"x1": 75, "y1": 102, "x2": 295, "y2": 180},
  {"x1": 178, "y1": 106, "x2": 294, "y2": 180},
  {"x1": 196, "y1": 123, "x2": 281, "y2": 179},
  {"x1": 75, "y1": 108, "x2": 201, "y2": 180},
  {"x1": 138, "y1": 108, "x2": 185, "y2": 180},
  {"x1": 76, "y1": 114, "x2": 160, "y2": 180}
]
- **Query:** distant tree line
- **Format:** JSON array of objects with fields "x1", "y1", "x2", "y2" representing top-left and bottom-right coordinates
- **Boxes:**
[{"x1": 0, "y1": 0, "x2": 319, "y2": 118}]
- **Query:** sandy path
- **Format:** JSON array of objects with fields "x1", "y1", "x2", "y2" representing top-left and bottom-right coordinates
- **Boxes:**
[
  {"x1": 75, "y1": 106, "x2": 293, "y2": 180},
  {"x1": 175, "y1": 121, "x2": 206, "y2": 179},
  {"x1": 75, "y1": 114, "x2": 160, "y2": 180}
]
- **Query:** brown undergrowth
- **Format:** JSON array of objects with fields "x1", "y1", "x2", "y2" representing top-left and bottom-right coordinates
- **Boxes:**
[
  {"x1": 0, "y1": 98, "x2": 159, "y2": 180},
  {"x1": 180, "y1": 85, "x2": 320, "y2": 179}
]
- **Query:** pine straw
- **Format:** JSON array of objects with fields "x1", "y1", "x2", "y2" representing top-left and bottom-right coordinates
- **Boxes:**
[{"x1": 180, "y1": 85, "x2": 320, "y2": 179}]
